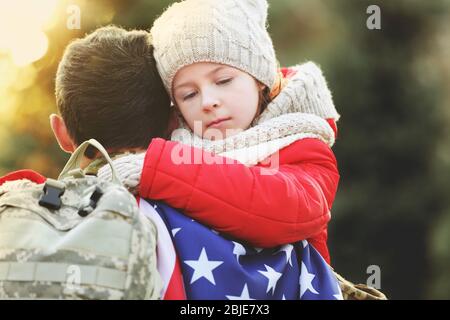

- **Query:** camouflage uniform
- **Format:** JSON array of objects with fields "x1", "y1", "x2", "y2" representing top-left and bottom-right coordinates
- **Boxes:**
[{"x1": 0, "y1": 142, "x2": 162, "y2": 299}]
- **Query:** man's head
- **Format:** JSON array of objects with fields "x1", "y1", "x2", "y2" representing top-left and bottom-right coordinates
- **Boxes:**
[{"x1": 52, "y1": 25, "x2": 170, "y2": 158}]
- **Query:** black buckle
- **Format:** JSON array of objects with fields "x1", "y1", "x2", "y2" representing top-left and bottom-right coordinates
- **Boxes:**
[
  {"x1": 39, "y1": 179, "x2": 65, "y2": 210},
  {"x1": 78, "y1": 186, "x2": 103, "y2": 217}
]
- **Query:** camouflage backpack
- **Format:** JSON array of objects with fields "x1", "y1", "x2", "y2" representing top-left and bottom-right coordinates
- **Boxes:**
[{"x1": 0, "y1": 139, "x2": 162, "y2": 299}]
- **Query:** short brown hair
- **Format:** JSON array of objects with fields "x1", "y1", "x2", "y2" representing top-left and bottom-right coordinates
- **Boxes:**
[{"x1": 55, "y1": 26, "x2": 170, "y2": 158}]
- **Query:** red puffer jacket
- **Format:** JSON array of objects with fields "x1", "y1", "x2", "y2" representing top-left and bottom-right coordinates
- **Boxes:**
[{"x1": 139, "y1": 131, "x2": 339, "y2": 264}]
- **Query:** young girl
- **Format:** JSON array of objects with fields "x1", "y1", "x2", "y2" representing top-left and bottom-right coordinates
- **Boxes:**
[{"x1": 100, "y1": 0, "x2": 340, "y2": 264}]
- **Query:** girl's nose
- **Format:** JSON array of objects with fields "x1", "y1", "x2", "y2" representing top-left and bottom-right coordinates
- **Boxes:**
[{"x1": 201, "y1": 90, "x2": 220, "y2": 112}]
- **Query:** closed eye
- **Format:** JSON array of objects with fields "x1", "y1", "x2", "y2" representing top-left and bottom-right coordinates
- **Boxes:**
[
  {"x1": 183, "y1": 92, "x2": 197, "y2": 101},
  {"x1": 217, "y1": 78, "x2": 233, "y2": 85}
]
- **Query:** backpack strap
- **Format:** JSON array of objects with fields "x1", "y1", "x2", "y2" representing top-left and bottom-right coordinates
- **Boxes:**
[
  {"x1": 58, "y1": 139, "x2": 121, "y2": 185},
  {"x1": 0, "y1": 262, "x2": 126, "y2": 290}
]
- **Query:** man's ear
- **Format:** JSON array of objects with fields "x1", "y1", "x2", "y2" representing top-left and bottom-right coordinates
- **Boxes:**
[{"x1": 49, "y1": 114, "x2": 76, "y2": 153}]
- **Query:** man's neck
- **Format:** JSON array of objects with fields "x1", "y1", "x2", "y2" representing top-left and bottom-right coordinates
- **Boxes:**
[
  {"x1": 79, "y1": 147, "x2": 146, "y2": 169},
  {"x1": 80, "y1": 157, "x2": 93, "y2": 170},
  {"x1": 80, "y1": 148, "x2": 145, "y2": 175}
]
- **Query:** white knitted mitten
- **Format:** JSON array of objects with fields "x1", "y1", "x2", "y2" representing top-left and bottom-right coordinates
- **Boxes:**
[{"x1": 97, "y1": 152, "x2": 145, "y2": 194}]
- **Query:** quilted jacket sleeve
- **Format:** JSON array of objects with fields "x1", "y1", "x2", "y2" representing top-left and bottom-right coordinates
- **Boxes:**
[
  {"x1": 139, "y1": 136, "x2": 339, "y2": 248},
  {"x1": 0, "y1": 170, "x2": 46, "y2": 186}
]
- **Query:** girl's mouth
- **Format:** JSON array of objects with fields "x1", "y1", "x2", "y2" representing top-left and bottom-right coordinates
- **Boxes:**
[{"x1": 207, "y1": 117, "x2": 231, "y2": 128}]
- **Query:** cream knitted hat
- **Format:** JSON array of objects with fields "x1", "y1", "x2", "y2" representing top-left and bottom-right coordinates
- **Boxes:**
[{"x1": 150, "y1": 0, "x2": 278, "y2": 95}]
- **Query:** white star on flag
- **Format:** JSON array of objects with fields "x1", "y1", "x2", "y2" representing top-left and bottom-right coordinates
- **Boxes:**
[
  {"x1": 276, "y1": 244, "x2": 294, "y2": 267},
  {"x1": 184, "y1": 247, "x2": 224, "y2": 285},
  {"x1": 302, "y1": 240, "x2": 308, "y2": 248},
  {"x1": 300, "y1": 261, "x2": 319, "y2": 298},
  {"x1": 232, "y1": 242, "x2": 246, "y2": 263},
  {"x1": 258, "y1": 264, "x2": 282, "y2": 295},
  {"x1": 171, "y1": 228, "x2": 181, "y2": 237},
  {"x1": 226, "y1": 284, "x2": 254, "y2": 300}
]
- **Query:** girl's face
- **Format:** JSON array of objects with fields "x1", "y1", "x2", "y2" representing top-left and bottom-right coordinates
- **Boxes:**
[{"x1": 172, "y1": 62, "x2": 263, "y2": 140}]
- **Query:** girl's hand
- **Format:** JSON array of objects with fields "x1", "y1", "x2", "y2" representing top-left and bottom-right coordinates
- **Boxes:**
[{"x1": 97, "y1": 152, "x2": 145, "y2": 194}]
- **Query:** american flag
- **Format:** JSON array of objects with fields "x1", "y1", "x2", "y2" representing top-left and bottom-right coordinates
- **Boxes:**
[{"x1": 139, "y1": 199, "x2": 343, "y2": 300}]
